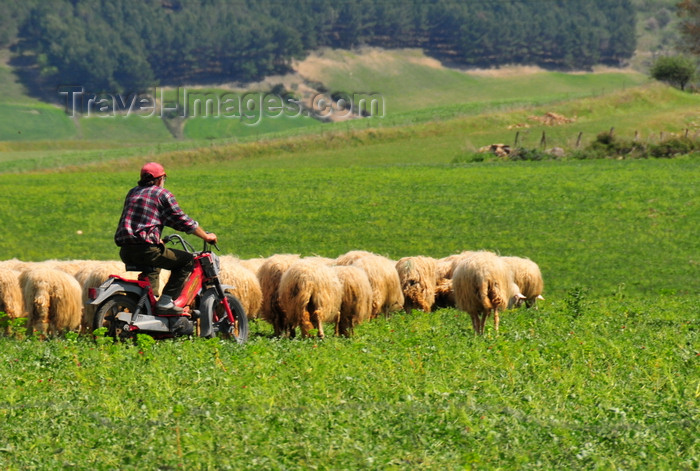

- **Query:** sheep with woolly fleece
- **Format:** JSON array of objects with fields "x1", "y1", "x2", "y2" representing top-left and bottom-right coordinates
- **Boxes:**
[
  {"x1": 501, "y1": 256, "x2": 544, "y2": 308},
  {"x1": 258, "y1": 254, "x2": 301, "y2": 336},
  {"x1": 452, "y1": 251, "x2": 525, "y2": 335},
  {"x1": 434, "y1": 251, "x2": 478, "y2": 310},
  {"x1": 0, "y1": 268, "x2": 25, "y2": 322},
  {"x1": 218, "y1": 255, "x2": 263, "y2": 320},
  {"x1": 335, "y1": 250, "x2": 403, "y2": 318},
  {"x1": 20, "y1": 267, "x2": 83, "y2": 335},
  {"x1": 0, "y1": 259, "x2": 35, "y2": 272},
  {"x1": 395, "y1": 256, "x2": 438, "y2": 313},
  {"x1": 332, "y1": 265, "x2": 373, "y2": 336},
  {"x1": 238, "y1": 257, "x2": 268, "y2": 276},
  {"x1": 278, "y1": 259, "x2": 342, "y2": 338},
  {"x1": 43, "y1": 259, "x2": 105, "y2": 277},
  {"x1": 303, "y1": 255, "x2": 337, "y2": 266}
]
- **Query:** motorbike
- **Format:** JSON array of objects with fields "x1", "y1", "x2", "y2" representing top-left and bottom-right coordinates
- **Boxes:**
[{"x1": 88, "y1": 234, "x2": 249, "y2": 343}]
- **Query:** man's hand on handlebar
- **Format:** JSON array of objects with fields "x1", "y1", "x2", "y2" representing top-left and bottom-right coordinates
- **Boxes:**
[
  {"x1": 203, "y1": 232, "x2": 218, "y2": 245},
  {"x1": 193, "y1": 226, "x2": 217, "y2": 245}
]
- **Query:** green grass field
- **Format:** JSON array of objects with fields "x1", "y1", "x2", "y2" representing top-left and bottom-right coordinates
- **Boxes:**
[
  {"x1": 1, "y1": 293, "x2": 697, "y2": 469},
  {"x1": 0, "y1": 47, "x2": 698, "y2": 470},
  {"x1": 0, "y1": 151, "x2": 698, "y2": 469}
]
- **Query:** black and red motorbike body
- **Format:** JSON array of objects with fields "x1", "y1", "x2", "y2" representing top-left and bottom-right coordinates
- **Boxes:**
[{"x1": 88, "y1": 237, "x2": 248, "y2": 343}]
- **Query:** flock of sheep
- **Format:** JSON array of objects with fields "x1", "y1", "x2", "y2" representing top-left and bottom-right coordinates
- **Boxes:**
[{"x1": 0, "y1": 249, "x2": 544, "y2": 338}]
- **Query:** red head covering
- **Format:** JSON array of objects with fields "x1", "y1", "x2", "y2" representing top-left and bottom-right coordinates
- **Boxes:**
[{"x1": 140, "y1": 162, "x2": 166, "y2": 180}]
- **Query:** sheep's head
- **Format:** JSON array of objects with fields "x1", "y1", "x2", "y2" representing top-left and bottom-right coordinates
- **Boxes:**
[
  {"x1": 508, "y1": 283, "x2": 527, "y2": 308},
  {"x1": 401, "y1": 278, "x2": 431, "y2": 313}
]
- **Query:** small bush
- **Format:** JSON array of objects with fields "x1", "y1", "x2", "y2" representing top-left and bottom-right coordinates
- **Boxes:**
[
  {"x1": 570, "y1": 148, "x2": 607, "y2": 160},
  {"x1": 649, "y1": 137, "x2": 696, "y2": 158},
  {"x1": 508, "y1": 147, "x2": 548, "y2": 161},
  {"x1": 587, "y1": 131, "x2": 647, "y2": 157},
  {"x1": 594, "y1": 131, "x2": 616, "y2": 147}
]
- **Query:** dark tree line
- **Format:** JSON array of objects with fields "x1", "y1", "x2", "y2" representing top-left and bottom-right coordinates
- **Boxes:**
[
  {"x1": 7, "y1": 0, "x2": 637, "y2": 93},
  {"x1": 677, "y1": 0, "x2": 700, "y2": 55}
]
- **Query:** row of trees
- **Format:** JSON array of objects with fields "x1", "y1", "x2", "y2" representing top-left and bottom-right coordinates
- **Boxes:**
[{"x1": 10, "y1": 0, "x2": 638, "y2": 93}]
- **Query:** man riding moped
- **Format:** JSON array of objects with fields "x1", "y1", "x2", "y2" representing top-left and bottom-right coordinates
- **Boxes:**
[{"x1": 114, "y1": 162, "x2": 218, "y2": 314}]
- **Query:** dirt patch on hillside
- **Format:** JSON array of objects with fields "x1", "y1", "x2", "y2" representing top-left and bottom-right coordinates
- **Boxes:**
[
  {"x1": 295, "y1": 47, "x2": 415, "y2": 80},
  {"x1": 295, "y1": 54, "x2": 348, "y2": 82},
  {"x1": 508, "y1": 112, "x2": 577, "y2": 129},
  {"x1": 465, "y1": 65, "x2": 546, "y2": 78},
  {"x1": 528, "y1": 112, "x2": 577, "y2": 126}
]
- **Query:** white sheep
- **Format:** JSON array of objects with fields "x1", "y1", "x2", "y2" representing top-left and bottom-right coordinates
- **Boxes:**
[
  {"x1": 238, "y1": 257, "x2": 268, "y2": 276},
  {"x1": 218, "y1": 255, "x2": 263, "y2": 320},
  {"x1": 332, "y1": 265, "x2": 373, "y2": 336},
  {"x1": 434, "y1": 251, "x2": 478, "y2": 309},
  {"x1": 395, "y1": 256, "x2": 438, "y2": 313},
  {"x1": 0, "y1": 258, "x2": 35, "y2": 272},
  {"x1": 257, "y1": 254, "x2": 301, "y2": 336},
  {"x1": 0, "y1": 268, "x2": 25, "y2": 322},
  {"x1": 335, "y1": 250, "x2": 404, "y2": 318},
  {"x1": 453, "y1": 251, "x2": 525, "y2": 335},
  {"x1": 20, "y1": 267, "x2": 83, "y2": 336},
  {"x1": 278, "y1": 259, "x2": 342, "y2": 338},
  {"x1": 501, "y1": 256, "x2": 545, "y2": 308}
]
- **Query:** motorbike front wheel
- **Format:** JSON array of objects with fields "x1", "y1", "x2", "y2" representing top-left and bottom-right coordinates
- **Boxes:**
[
  {"x1": 200, "y1": 291, "x2": 249, "y2": 344},
  {"x1": 93, "y1": 294, "x2": 138, "y2": 338}
]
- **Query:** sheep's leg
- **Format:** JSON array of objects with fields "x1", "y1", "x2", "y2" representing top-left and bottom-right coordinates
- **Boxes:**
[
  {"x1": 470, "y1": 313, "x2": 479, "y2": 335},
  {"x1": 337, "y1": 312, "x2": 349, "y2": 337},
  {"x1": 312, "y1": 310, "x2": 325, "y2": 339},
  {"x1": 32, "y1": 288, "x2": 51, "y2": 336},
  {"x1": 300, "y1": 309, "x2": 314, "y2": 338},
  {"x1": 271, "y1": 302, "x2": 285, "y2": 337},
  {"x1": 493, "y1": 309, "x2": 500, "y2": 333},
  {"x1": 479, "y1": 312, "x2": 488, "y2": 335}
]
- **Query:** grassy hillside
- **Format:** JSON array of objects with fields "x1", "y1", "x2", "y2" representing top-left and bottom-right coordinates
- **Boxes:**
[
  {"x1": 1, "y1": 81, "x2": 698, "y2": 174},
  {"x1": 298, "y1": 48, "x2": 650, "y2": 114},
  {"x1": 0, "y1": 48, "x2": 656, "y2": 146}
]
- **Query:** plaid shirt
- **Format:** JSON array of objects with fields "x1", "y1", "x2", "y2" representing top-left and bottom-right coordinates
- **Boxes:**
[{"x1": 114, "y1": 184, "x2": 198, "y2": 246}]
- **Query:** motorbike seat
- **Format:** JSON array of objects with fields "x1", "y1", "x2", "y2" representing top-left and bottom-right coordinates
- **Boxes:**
[{"x1": 124, "y1": 264, "x2": 156, "y2": 273}]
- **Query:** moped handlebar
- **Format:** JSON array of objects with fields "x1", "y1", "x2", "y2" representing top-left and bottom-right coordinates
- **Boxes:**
[
  {"x1": 202, "y1": 239, "x2": 220, "y2": 253},
  {"x1": 162, "y1": 234, "x2": 196, "y2": 253},
  {"x1": 163, "y1": 233, "x2": 220, "y2": 253}
]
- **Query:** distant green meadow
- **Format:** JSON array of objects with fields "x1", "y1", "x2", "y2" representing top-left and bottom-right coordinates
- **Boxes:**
[
  {"x1": 0, "y1": 47, "x2": 657, "y2": 145},
  {"x1": 1, "y1": 156, "x2": 697, "y2": 297}
]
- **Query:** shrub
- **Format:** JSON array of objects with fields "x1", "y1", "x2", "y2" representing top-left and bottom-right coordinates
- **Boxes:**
[
  {"x1": 583, "y1": 131, "x2": 648, "y2": 159},
  {"x1": 649, "y1": 136, "x2": 696, "y2": 158},
  {"x1": 508, "y1": 147, "x2": 549, "y2": 161}
]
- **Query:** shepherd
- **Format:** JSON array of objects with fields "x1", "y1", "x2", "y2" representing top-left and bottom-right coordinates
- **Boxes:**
[{"x1": 114, "y1": 162, "x2": 218, "y2": 314}]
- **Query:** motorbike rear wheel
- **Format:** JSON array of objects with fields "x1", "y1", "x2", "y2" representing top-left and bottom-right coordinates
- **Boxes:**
[
  {"x1": 200, "y1": 291, "x2": 249, "y2": 344},
  {"x1": 93, "y1": 294, "x2": 139, "y2": 338}
]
